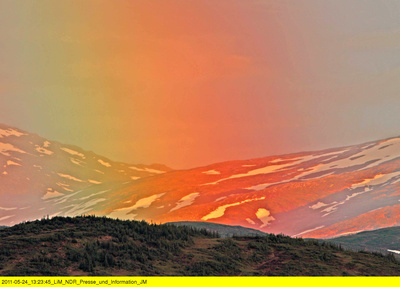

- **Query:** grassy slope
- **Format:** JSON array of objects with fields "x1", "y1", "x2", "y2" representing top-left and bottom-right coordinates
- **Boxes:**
[
  {"x1": 323, "y1": 226, "x2": 400, "y2": 254},
  {"x1": 1, "y1": 216, "x2": 400, "y2": 276}
]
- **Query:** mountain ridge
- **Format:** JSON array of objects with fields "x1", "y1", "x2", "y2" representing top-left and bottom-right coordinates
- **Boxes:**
[
  {"x1": 0, "y1": 123, "x2": 172, "y2": 225},
  {"x1": 2, "y1": 123, "x2": 400, "y2": 239},
  {"x1": 166, "y1": 221, "x2": 267, "y2": 238}
]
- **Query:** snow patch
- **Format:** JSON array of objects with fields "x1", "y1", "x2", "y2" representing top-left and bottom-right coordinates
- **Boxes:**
[
  {"x1": 66, "y1": 198, "x2": 107, "y2": 216},
  {"x1": 129, "y1": 166, "x2": 165, "y2": 174},
  {"x1": 202, "y1": 153, "x2": 337, "y2": 185},
  {"x1": 0, "y1": 206, "x2": 17, "y2": 211},
  {"x1": 53, "y1": 189, "x2": 84, "y2": 204},
  {"x1": 302, "y1": 139, "x2": 400, "y2": 177},
  {"x1": 293, "y1": 226, "x2": 325, "y2": 237},
  {"x1": 88, "y1": 179, "x2": 101, "y2": 184},
  {"x1": 351, "y1": 172, "x2": 400, "y2": 189},
  {"x1": 246, "y1": 218, "x2": 256, "y2": 225},
  {"x1": 6, "y1": 160, "x2": 21, "y2": 166},
  {"x1": 320, "y1": 188, "x2": 370, "y2": 217},
  {"x1": 170, "y1": 193, "x2": 199, "y2": 212},
  {"x1": 202, "y1": 170, "x2": 221, "y2": 175},
  {"x1": 256, "y1": 208, "x2": 275, "y2": 228},
  {"x1": 108, "y1": 193, "x2": 165, "y2": 219},
  {"x1": 202, "y1": 197, "x2": 266, "y2": 221},
  {"x1": 98, "y1": 159, "x2": 111, "y2": 167},
  {"x1": 0, "y1": 215, "x2": 15, "y2": 222},
  {"x1": 35, "y1": 146, "x2": 53, "y2": 155},
  {"x1": 0, "y1": 143, "x2": 26, "y2": 156},
  {"x1": 42, "y1": 190, "x2": 64, "y2": 199},
  {"x1": 0, "y1": 128, "x2": 25, "y2": 138},
  {"x1": 309, "y1": 202, "x2": 330, "y2": 210},
  {"x1": 269, "y1": 158, "x2": 286, "y2": 164},
  {"x1": 59, "y1": 185, "x2": 73, "y2": 191},
  {"x1": 70, "y1": 158, "x2": 84, "y2": 166},
  {"x1": 57, "y1": 173, "x2": 84, "y2": 182},
  {"x1": 60, "y1": 147, "x2": 85, "y2": 159},
  {"x1": 80, "y1": 189, "x2": 111, "y2": 200}
]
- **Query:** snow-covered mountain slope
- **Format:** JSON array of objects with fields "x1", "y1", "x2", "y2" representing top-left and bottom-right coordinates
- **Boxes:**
[
  {"x1": 2, "y1": 123, "x2": 400, "y2": 239},
  {"x1": 41, "y1": 135, "x2": 400, "y2": 239},
  {"x1": 0, "y1": 124, "x2": 171, "y2": 224}
]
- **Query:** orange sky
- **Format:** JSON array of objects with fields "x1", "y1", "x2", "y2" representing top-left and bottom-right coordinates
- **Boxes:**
[{"x1": 2, "y1": 1, "x2": 400, "y2": 168}]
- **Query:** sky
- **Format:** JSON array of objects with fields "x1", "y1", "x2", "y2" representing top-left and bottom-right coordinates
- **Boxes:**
[{"x1": 1, "y1": 0, "x2": 400, "y2": 169}]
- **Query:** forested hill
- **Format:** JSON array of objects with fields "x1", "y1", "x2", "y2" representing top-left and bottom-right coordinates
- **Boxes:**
[{"x1": 1, "y1": 216, "x2": 400, "y2": 276}]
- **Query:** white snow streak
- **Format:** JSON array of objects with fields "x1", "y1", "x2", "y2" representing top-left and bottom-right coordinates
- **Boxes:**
[
  {"x1": 70, "y1": 158, "x2": 84, "y2": 166},
  {"x1": 108, "y1": 193, "x2": 165, "y2": 219},
  {"x1": 80, "y1": 189, "x2": 111, "y2": 200},
  {"x1": 202, "y1": 197, "x2": 266, "y2": 221},
  {"x1": 42, "y1": 190, "x2": 64, "y2": 199},
  {"x1": 129, "y1": 166, "x2": 165, "y2": 174},
  {"x1": 6, "y1": 160, "x2": 21, "y2": 166},
  {"x1": 170, "y1": 193, "x2": 199, "y2": 212},
  {"x1": 60, "y1": 147, "x2": 85, "y2": 159},
  {"x1": 0, "y1": 215, "x2": 15, "y2": 222},
  {"x1": 57, "y1": 173, "x2": 84, "y2": 182},
  {"x1": 246, "y1": 218, "x2": 256, "y2": 225},
  {"x1": 66, "y1": 198, "x2": 107, "y2": 216},
  {"x1": 202, "y1": 170, "x2": 221, "y2": 175},
  {"x1": 98, "y1": 159, "x2": 111, "y2": 167},
  {"x1": 0, "y1": 206, "x2": 17, "y2": 211},
  {"x1": 293, "y1": 226, "x2": 325, "y2": 237}
]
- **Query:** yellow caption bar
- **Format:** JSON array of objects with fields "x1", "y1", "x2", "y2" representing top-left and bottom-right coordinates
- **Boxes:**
[{"x1": 1, "y1": 277, "x2": 400, "y2": 287}]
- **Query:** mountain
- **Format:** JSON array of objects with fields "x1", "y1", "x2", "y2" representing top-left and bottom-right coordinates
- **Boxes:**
[
  {"x1": 41, "y1": 134, "x2": 400, "y2": 239},
  {"x1": 2, "y1": 123, "x2": 400, "y2": 239},
  {"x1": 1, "y1": 216, "x2": 400, "y2": 276},
  {"x1": 166, "y1": 221, "x2": 267, "y2": 238},
  {"x1": 0, "y1": 123, "x2": 171, "y2": 225},
  {"x1": 324, "y1": 226, "x2": 400, "y2": 255}
]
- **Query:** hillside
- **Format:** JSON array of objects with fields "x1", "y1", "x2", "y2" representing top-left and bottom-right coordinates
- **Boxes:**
[
  {"x1": 3, "y1": 123, "x2": 400, "y2": 239},
  {"x1": 323, "y1": 226, "x2": 400, "y2": 255},
  {"x1": 0, "y1": 123, "x2": 171, "y2": 225},
  {"x1": 49, "y1": 134, "x2": 400, "y2": 239},
  {"x1": 1, "y1": 216, "x2": 400, "y2": 276},
  {"x1": 167, "y1": 221, "x2": 267, "y2": 238}
]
